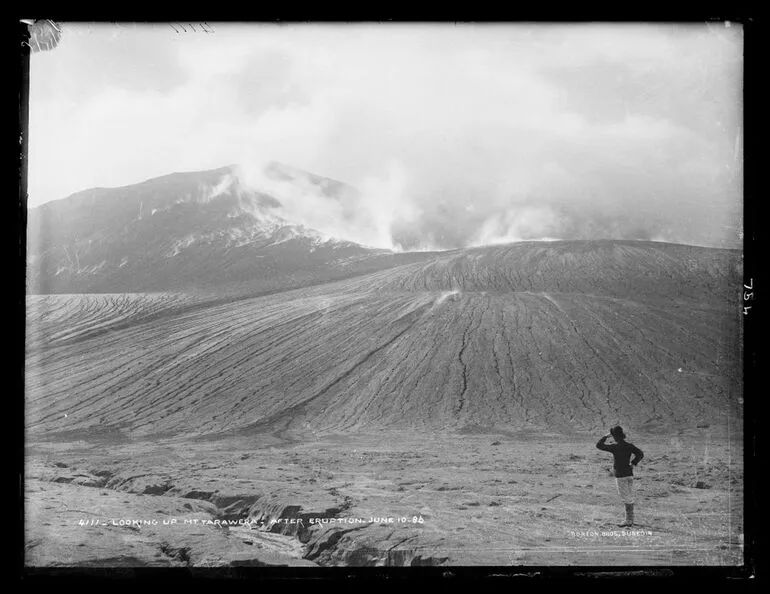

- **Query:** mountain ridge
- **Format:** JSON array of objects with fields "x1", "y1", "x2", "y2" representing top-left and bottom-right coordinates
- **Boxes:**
[
  {"x1": 26, "y1": 163, "x2": 392, "y2": 294},
  {"x1": 27, "y1": 164, "x2": 742, "y2": 297}
]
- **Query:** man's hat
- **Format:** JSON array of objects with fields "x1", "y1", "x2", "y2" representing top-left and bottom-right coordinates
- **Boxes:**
[{"x1": 610, "y1": 425, "x2": 626, "y2": 439}]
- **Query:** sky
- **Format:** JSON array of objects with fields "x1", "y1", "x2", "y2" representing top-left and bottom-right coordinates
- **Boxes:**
[{"x1": 28, "y1": 22, "x2": 743, "y2": 250}]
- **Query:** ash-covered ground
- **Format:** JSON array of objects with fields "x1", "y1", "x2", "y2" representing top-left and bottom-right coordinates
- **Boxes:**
[{"x1": 25, "y1": 428, "x2": 742, "y2": 567}]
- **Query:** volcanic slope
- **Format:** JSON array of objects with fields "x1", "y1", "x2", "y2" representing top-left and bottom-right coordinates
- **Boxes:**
[
  {"x1": 25, "y1": 163, "x2": 425, "y2": 295},
  {"x1": 26, "y1": 241, "x2": 742, "y2": 440}
]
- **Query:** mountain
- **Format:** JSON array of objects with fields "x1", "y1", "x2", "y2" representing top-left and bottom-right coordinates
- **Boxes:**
[
  {"x1": 26, "y1": 237, "x2": 742, "y2": 439},
  {"x1": 25, "y1": 164, "x2": 743, "y2": 437},
  {"x1": 23, "y1": 166, "x2": 744, "y2": 571},
  {"x1": 26, "y1": 163, "x2": 417, "y2": 295}
]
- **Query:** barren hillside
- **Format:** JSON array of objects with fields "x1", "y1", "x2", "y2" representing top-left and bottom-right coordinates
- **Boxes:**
[
  {"x1": 25, "y1": 240, "x2": 742, "y2": 440},
  {"x1": 25, "y1": 164, "x2": 424, "y2": 295}
]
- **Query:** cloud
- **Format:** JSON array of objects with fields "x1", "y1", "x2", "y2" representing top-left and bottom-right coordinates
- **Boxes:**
[
  {"x1": 29, "y1": 23, "x2": 743, "y2": 250},
  {"x1": 234, "y1": 159, "x2": 419, "y2": 250},
  {"x1": 469, "y1": 206, "x2": 562, "y2": 247}
]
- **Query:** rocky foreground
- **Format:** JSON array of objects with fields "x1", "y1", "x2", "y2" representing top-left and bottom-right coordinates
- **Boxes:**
[{"x1": 25, "y1": 429, "x2": 743, "y2": 567}]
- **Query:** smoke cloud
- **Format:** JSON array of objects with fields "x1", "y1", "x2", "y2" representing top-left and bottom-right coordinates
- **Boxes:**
[{"x1": 29, "y1": 23, "x2": 743, "y2": 250}]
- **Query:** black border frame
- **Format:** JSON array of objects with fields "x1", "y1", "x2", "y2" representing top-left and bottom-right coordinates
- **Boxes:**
[{"x1": 13, "y1": 15, "x2": 760, "y2": 585}]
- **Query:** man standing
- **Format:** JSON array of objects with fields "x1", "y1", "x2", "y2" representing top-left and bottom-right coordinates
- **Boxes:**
[{"x1": 596, "y1": 426, "x2": 644, "y2": 527}]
